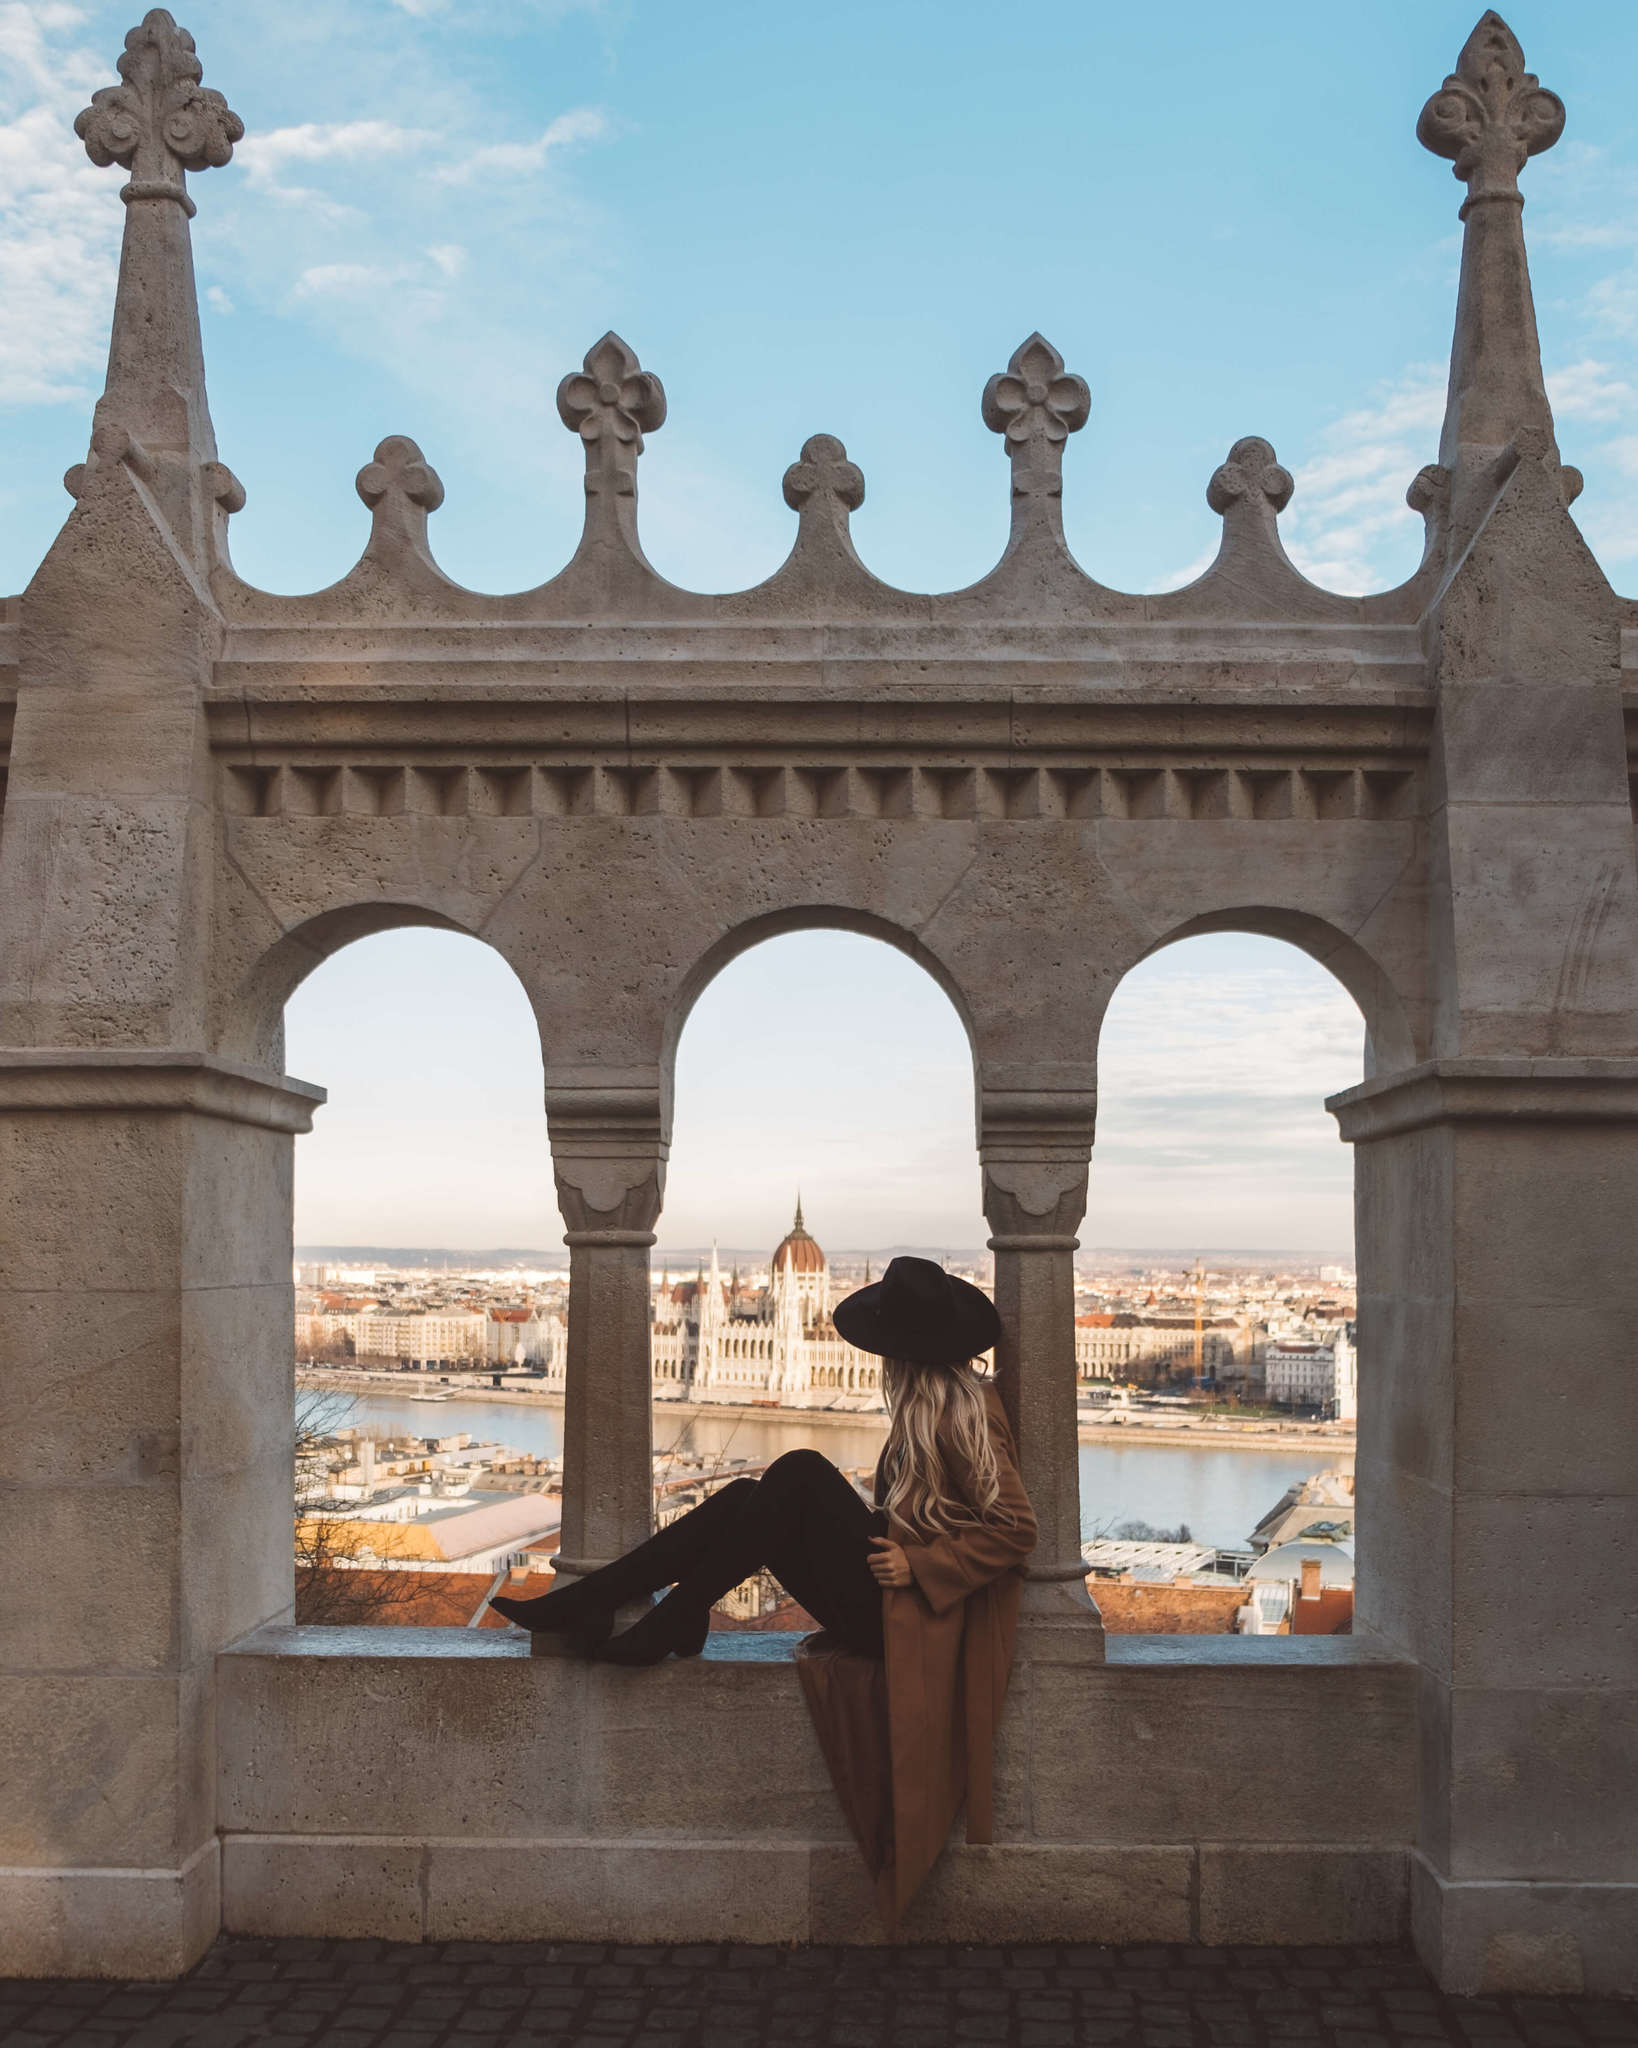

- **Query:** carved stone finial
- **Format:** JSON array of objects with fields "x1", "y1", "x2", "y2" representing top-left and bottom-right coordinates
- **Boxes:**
[
  {"x1": 557, "y1": 333, "x2": 666, "y2": 507},
  {"x1": 782, "y1": 434, "x2": 864, "y2": 517},
  {"x1": 75, "y1": 9, "x2": 242, "y2": 216},
  {"x1": 355, "y1": 435, "x2": 444, "y2": 562},
  {"x1": 1418, "y1": 12, "x2": 1563, "y2": 214},
  {"x1": 1195, "y1": 437, "x2": 1304, "y2": 602},
  {"x1": 982, "y1": 333, "x2": 1090, "y2": 532},
  {"x1": 1207, "y1": 437, "x2": 1293, "y2": 518},
  {"x1": 358, "y1": 437, "x2": 444, "y2": 511}
]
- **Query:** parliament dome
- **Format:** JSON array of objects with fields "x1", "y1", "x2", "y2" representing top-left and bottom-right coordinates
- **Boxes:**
[{"x1": 772, "y1": 1197, "x2": 826, "y2": 1274}]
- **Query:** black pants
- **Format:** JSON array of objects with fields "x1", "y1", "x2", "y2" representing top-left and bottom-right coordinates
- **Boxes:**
[{"x1": 592, "y1": 1448, "x2": 885, "y2": 1657}]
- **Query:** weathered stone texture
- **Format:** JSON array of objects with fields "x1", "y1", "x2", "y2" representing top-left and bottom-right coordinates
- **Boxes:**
[{"x1": 0, "y1": 5, "x2": 1633, "y2": 1995}]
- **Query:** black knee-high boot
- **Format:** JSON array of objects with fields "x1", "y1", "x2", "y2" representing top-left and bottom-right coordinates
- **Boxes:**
[
  {"x1": 594, "y1": 1469, "x2": 800, "y2": 1666},
  {"x1": 489, "y1": 1478, "x2": 756, "y2": 1639}
]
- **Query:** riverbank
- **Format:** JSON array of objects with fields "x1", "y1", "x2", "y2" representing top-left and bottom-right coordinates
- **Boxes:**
[
  {"x1": 1076, "y1": 1419, "x2": 1354, "y2": 1454},
  {"x1": 295, "y1": 1370, "x2": 1355, "y2": 1456}
]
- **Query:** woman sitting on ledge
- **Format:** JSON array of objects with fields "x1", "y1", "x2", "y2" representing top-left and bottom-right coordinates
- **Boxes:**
[{"x1": 491, "y1": 1255, "x2": 1037, "y2": 1925}]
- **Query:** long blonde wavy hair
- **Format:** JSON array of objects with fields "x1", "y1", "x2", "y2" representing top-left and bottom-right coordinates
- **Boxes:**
[{"x1": 879, "y1": 1357, "x2": 1015, "y2": 1542}]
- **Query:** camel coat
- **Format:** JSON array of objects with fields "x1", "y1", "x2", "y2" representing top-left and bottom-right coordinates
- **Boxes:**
[{"x1": 795, "y1": 1382, "x2": 1037, "y2": 1928}]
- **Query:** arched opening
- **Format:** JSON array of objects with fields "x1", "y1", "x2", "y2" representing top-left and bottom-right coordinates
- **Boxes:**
[
  {"x1": 1081, "y1": 930, "x2": 1367, "y2": 1638},
  {"x1": 654, "y1": 926, "x2": 982, "y2": 1634},
  {"x1": 281, "y1": 927, "x2": 568, "y2": 1627}
]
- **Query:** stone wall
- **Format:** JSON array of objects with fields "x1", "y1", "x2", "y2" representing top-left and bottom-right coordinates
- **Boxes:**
[
  {"x1": 0, "y1": 8, "x2": 1633, "y2": 1995},
  {"x1": 214, "y1": 1631, "x2": 1415, "y2": 1950}
]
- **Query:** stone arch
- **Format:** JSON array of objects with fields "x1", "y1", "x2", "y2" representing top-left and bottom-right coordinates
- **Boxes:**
[
  {"x1": 661, "y1": 904, "x2": 981, "y2": 1129},
  {"x1": 1116, "y1": 905, "x2": 1416, "y2": 1079},
  {"x1": 219, "y1": 901, "x2": 539, "y2": 1070}
]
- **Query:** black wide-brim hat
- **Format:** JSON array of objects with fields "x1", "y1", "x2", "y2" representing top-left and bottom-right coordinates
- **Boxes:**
[{"x1": 833, "y1": 1255, "x2": 1002, "y2": 1368}]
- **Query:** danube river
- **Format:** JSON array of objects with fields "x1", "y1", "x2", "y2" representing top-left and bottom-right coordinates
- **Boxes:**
[{"x1": 325, "y1": 1388, "x2": 1337, "y2": 1551}]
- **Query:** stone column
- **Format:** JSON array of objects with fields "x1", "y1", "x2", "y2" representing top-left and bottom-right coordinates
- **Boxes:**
[
  {"x1": 0, "y1": 1054, "x2": 322, "y2": 1976},
  {"x1": 545, "y1": 1082, "x2": 667, "y2": 1621},
  {"x1": 1333, "y1": 1064, "x2": 1638, "y2": 1996},
  {"x1": 979, "y1": 1086, "x2": 1103, "y2": 1658}
]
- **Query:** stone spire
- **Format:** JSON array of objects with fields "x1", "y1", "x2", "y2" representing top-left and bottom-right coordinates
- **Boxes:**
[
  {"x1": 72, "y1": 10, "x2": 242, "y2": 562},
  {"x1": 1419, "y1": 13, "x2": 1564, "y2": 478}
]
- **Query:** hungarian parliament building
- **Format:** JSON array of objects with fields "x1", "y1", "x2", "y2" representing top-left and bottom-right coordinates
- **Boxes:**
[{"x1": 651, "y1": 1202, "x2": 885, "y2": 1411}]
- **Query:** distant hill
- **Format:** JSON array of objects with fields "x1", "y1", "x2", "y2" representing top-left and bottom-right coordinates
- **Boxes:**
[{"x1": 296, "y1": 1242, "x2": 1351, "y2": 1271}]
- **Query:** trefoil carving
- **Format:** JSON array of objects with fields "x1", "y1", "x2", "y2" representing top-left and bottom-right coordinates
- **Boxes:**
[
  {"x1": 355, "y1": 435, "x2": 445, "y2": 561},
  {"x1": 1207, "y1": 438, "x2": 1293, "y2": 519},
  {"x1": 782, "y1": 434, "x2": 864, "y2": 518}
]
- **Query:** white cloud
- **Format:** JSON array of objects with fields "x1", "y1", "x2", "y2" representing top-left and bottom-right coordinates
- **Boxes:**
[
  {"x1": 293, "y1": 260, "x2": 417, "y2": 298},
  {"x1": 0, "y1": 9, "x2": 123, "y2": 406},
  {"x1": 427, "y1": 241, "x2": 466, "y2": 277},
  {"x1": 235, "y1": 119, "x2": 430, "y2": 214},
  {"x1": 1085, "y1": 939, "x2": 1362, "y2": 1251},
  {"x1": 1547, "y1": 357, "x2": 1636, "y2": 420},
  {"x1": 1141, "y1": 538, "x2": 1217, "y2": 596},
  {"x1": 206, "y1": 284, "x2": 235, "y2": 315},
  {"x1": 435, "y1": 106, "x2": 607, "y2": 185},
  {"x1": 0, "y1": 2, "x2": 89, "y2": 97},
  {"x1": 1278, "y1": 366, "x2": 1446, "y2": 594}
]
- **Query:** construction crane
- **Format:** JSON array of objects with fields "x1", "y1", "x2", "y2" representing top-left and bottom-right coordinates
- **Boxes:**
[{"x1": 1192, "y1": 1258, "x2": 1205, "y2": 1380}]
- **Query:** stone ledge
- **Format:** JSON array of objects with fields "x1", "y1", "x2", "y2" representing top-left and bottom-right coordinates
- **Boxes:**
[
  {"x1": 1328, "y1": 1058, "x2": 1638, "y2": 1141},
  {"x1": 0, "y1": 1053, "x2": 325, "y2": 1133},
  {"x1": 225, "y1": 1623, "x2": 1412, "y2": 1670}
]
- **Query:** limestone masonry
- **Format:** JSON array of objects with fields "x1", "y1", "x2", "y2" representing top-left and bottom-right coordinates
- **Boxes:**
[{"x1": 0, "y1": 7, "x2": 1633, "y2": 1997}]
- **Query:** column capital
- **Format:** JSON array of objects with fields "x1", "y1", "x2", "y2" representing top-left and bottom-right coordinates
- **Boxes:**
[
  {"x1": 978, "y1": 1086, "x2": 1095, "y2": 1243},
  {"x1": 1327, "y1": 1056, "x2": 1638, "y2": 1143},
  {"x1": 545, "y1": 1081, "x2": 667, "y2": 1238}
]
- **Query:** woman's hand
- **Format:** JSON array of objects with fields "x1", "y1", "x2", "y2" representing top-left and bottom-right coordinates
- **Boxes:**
[{"x1": 868, "y1": 1536, "x2": 913, "y2": 1589}]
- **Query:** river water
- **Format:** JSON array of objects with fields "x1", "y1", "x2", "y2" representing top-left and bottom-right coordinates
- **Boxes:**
[{"x1": 320, "y1": 1388, "x2": 1338, "y2": 1551}]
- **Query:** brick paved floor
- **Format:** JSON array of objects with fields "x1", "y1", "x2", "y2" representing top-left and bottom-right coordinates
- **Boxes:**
[{"x1": 2, "y1": 1940, "x2": 1633, "y2": 2048}]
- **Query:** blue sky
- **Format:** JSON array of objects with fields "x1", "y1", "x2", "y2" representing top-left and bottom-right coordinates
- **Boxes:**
[
  {"x1": 3, "y1": 1, "x2": 1631, "y2": 1252},
  {"x1": 283, "y1": 929, "x2": 1364, "y2": 1258}
]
